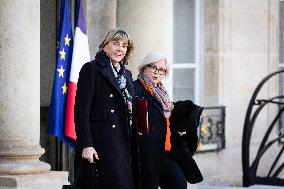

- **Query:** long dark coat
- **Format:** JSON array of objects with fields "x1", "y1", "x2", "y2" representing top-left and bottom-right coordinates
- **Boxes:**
[
  {"x1": 131, "y1": 80, "x2": 167, "y2": 189},
  {"x1": 74, "y1": 52, "x2": 134, "y2": 189},
  {"x1": 131, "y1": 81, "x2": 203, "y2": 188}
]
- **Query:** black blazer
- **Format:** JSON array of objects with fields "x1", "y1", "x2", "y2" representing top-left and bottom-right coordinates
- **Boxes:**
[{"x1": 74, "y1": 52, "x2": 134, "y2": 189}]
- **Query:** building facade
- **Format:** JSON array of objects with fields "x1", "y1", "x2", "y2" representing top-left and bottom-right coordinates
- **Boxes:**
[{"x1": 0, "y1": 0, "x2": 282, "y2": 188}]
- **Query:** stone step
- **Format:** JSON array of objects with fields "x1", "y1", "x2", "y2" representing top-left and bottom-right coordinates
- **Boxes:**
[{"x1": 192, "y1": 185, "x2": 284, "y2": 189}]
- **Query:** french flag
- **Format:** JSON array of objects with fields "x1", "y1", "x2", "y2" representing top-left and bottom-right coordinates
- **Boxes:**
[{"x1": 65, "y1": 0, "x2": 90, "y2": 140}]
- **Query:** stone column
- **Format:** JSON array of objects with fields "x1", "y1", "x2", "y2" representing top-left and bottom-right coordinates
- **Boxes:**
[
  {"x1": 86, "y1": 0, "x2": 117, "y2": 60},
  {"x1": 116, "y1": 0, "x2": 173, "y2": 95},
  {"x1": 0, "y1": 1, "x2": 68, "y2": 188},
  {"x1": 202, "y1": 0, "x2": 220, "y2": 106}
]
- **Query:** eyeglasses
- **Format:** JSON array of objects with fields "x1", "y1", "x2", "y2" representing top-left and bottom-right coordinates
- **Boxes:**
[{"x1": 147, "y1": 64, "x2": 167, "y2": 75}]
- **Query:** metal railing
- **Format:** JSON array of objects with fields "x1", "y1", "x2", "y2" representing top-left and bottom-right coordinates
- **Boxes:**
[{"x1": 242, "y1": 69, "x2": 284, "y2": 187}]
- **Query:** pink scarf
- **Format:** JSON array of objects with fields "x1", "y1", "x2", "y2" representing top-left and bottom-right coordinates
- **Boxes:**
[{"x1": 138, "y1": 74, "x2": 174, "y2": 118}]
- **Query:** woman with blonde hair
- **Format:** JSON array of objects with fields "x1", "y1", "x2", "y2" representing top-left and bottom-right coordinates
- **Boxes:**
[{"x1": 74, "y1": 29, "x2": 135, "y2": 189}]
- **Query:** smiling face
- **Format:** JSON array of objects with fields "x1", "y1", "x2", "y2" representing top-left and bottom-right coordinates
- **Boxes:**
[
  {"x1": 143, "y1": 59, "x2": 167, "y2": 85},
  {"x1": 103, "y1": 38, "x2": 129, "y2": 64}
]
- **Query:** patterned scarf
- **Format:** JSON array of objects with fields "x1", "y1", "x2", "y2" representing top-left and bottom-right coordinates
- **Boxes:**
[
  {"x1": 138, "y1": 74, "x2": 174, "y2": 118},
  {"x1": 111, "y1": 62, "x2": 133, "y2": 126}
]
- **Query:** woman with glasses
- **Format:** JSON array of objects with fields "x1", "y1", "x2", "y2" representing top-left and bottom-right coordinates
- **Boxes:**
[{"x1": 131, "y1": 51, "x2": 187, "y2": 189}]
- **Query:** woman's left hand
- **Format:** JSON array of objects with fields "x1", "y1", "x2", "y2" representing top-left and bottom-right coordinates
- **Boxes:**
[{"x1": 82, "y1": 147, "x2": 99, "y2": 163}]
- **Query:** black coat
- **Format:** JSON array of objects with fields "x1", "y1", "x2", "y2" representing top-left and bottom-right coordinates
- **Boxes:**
[
  {"x1": 131, "y1": 81, "x2": 204, "y2": 187},
  {"x1": 74, "y1": 52, "x2": 134, "y2": 189},
  {"x1": 170, "y1": 100, "x2": 204, "y2": 184},
  {"x1": 131, "y1": 80, "x2": 167, "y2": 188}
]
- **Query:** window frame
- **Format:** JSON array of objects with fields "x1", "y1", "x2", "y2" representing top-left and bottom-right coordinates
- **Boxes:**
[{"x1": 172, "y1": 0, "x2": 203, "y2": 104}]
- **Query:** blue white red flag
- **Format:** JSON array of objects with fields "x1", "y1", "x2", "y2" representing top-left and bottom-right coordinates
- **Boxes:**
[{"x1": 65, "y1": 0, "x2": 90, "y2": 140}]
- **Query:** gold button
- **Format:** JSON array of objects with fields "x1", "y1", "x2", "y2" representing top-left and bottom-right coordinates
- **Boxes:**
[
  {"x1": 112, "y1": 124, "x2": 116, "y2": 128},
  {"x1": 111, "y1": 109, "x2": 115, "y2": 113},
  {"x1": 109, "y1": 94, "x2": 114, "y2": 98}
]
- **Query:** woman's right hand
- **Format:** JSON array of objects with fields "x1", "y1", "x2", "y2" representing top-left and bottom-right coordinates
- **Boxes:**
[{"x1": 82, "y1": 147, "x2": 99, "y2": 163}]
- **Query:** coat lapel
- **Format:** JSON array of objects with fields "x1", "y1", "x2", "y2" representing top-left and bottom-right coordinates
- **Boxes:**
[
  {"x1": 125, "y1": 70, "x2": 134, "y2": 98},
  {"x1": 152, "y1": 97, "x2": 165, "y2": 116},
  {"x1": 101, "y1": 66, "x2": 124, "y2": 96},
  {"x1": 139, "y1": 81, "x2": 165, "y2": 116},
  {"x1": 96, "y1": 53, "x2": 124, "y2": 98}
]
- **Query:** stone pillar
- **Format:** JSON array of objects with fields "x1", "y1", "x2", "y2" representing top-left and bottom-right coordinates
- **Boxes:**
[
  {"x1": 116, "y1": 0, "x2": 173, "y2": 95},
  {"x1": 0, "y1": 1, "x2": 68, "y2": 188},
  {"x1": 86, "y1": 0, "x2": 117, "y2": 60},
  {"x1": 203, "y1": 0, "x2": 220, "y2": 106}
]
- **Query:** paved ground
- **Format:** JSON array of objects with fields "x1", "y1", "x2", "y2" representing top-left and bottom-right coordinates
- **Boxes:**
[{"x1": 187, "y1": 184, "x2": 284, "y2": 189}]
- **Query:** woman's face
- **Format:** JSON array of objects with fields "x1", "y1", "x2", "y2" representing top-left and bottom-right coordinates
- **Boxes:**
[
  {"x1": 143, "y1": 59, "x2": 167, "y2": 85},
  {"x1": 103, "y1": 38, "x2": 128, "y2": 64}
]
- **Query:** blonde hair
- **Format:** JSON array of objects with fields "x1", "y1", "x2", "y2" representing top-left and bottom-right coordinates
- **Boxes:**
[
  {"x1": 139, "y1": 51, "x2": 169, "y2": 76},
  {"x1": 97, "y1": 29, "x2": 134, "y2": 65}
]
